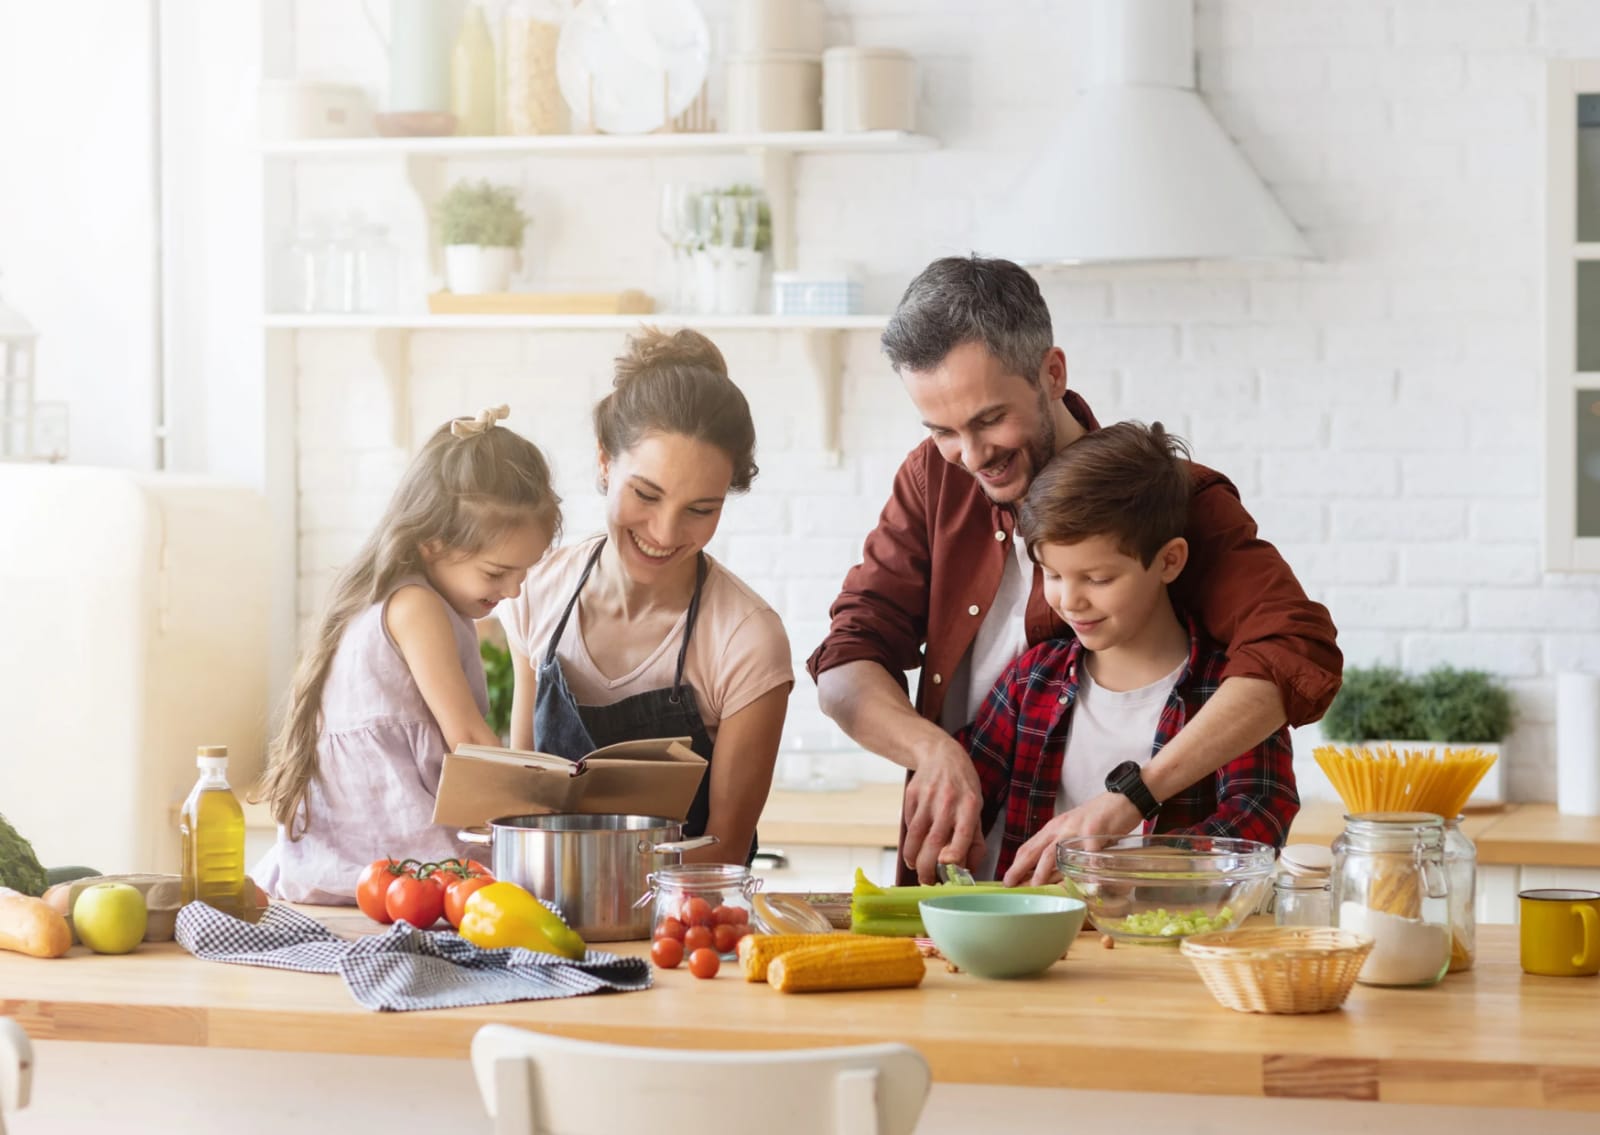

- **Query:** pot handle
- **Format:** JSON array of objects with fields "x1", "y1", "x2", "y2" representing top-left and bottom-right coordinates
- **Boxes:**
[
  {"x1": 649, "y1": 835, "x2": 719, "y2": 856},
  {"x1": 457, "y1": 826, "x2": 492, "y2": 846}
]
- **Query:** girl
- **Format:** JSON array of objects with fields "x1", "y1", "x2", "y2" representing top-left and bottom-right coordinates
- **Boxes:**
[
  {"x1": 501, "y1": 329, "x2": 792, "y2": 866},
  {"x1": 254, "y1": 406, "x2": 561, "y2": 903}
]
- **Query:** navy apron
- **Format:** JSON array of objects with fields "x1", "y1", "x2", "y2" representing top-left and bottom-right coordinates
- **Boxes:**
[{"x1": 533, "y1": 539, "x2": 754, "y2": 863}]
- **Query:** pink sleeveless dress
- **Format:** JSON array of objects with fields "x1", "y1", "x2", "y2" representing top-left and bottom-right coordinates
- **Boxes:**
[{"x1": 254, "y1": 577, "x2": 488, "y2": 904}]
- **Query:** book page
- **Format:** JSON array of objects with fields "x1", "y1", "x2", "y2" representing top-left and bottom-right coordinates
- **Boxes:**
[
  {"x1": 584, "y1": 737, "x2": 697, "y2": 763},
  {"x1": 453, "y1": 744, "x2": 577, "y2": 773}
]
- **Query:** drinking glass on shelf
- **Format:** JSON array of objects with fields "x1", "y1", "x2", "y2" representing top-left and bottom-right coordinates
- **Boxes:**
[{"x1": 657, "y1": 183, "x2": 703, "y2": 312}]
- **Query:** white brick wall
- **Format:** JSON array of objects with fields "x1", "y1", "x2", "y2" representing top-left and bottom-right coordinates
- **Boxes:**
[{"x1": 289, "y1": 0, "x2": 1594, "y2": 800}]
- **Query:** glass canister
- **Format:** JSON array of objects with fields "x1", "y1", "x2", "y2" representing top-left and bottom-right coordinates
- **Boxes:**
[
  {"x1": 1332, "y1": 812, "x2": 1452, "y2": 987},
  {"x1": 1443, "y1": 816, "x2": 1477, "y2": 973},
  {"x1": 1274, "y1": 872, "x2": 1332, "y2": 928},
  {"x1": 502, "y1": 0, "x2": 570, "y2": 135},
  {"x1": 642, "y1": 863, "x2": 759, "y2": 957}
]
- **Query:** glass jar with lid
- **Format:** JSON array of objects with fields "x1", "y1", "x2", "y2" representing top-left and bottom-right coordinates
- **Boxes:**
[
  {"x1": 1332, "y1": 812, "x2": 1452, "y2": 987},
  {"x1": 1274, "y1": 843, "x2": 1332, "y2": 928},
  {"x1": 1443, "y1": 816, "x2": 1477, "y2": 972},
  {"x1": 641, "y1": 863, "x2": 759, "y2": 957}
]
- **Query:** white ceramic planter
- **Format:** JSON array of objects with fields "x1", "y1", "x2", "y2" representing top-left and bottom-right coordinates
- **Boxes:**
[
  {"x1": 443, "y1": 245, "x2": 515, "y2": 294},
  {"x1": 691, "y1": 248, "x2": 762, "y2": 315}
]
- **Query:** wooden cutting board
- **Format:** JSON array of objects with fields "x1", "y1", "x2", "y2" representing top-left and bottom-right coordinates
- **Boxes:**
[{"x1": 427, "y1": 289, "x2": 656, "y2": 315}]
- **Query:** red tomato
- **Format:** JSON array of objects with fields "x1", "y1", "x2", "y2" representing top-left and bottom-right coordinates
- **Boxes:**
[
  {"x1": 681, "y1": 897, "x2": 715, "y2": 928},
  {"x1": 683, "y1": 925, "x2": 714, "y2": 953},
  {"x1": 712, "y1": 923, "x2": 741, "y2": 954},
  {"x1": 711, "y1": 905, "x2": 737, "y2": 926},
  {"x1": 356, "y1": 859, "x2": 412, "y2": 923},
  {"x1": 443, "y1": 873, "x2": 496, "y2": 929},
  {"x1": 650, "y1": 937, "x2": 685, "y2": 969},
  {"x1": 725, "y1": 906, "x2": 750, "y2": 925},
  {"x1": 654, "y1": 916, "x2": 687, "y2": 942},
  {"x1": 385, "y1": 874, "x2": 445, "y2": 928},
  {"x1": 687, "y1": 947, "x2": 720, "y2": 979}
]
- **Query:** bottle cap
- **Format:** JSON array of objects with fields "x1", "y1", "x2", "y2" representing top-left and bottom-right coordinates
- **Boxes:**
[
  {"x1": 1279, "y1": 843, "x2": 1332, "y2": 877},
  {"x1": 196, "y1": 744, "x2": 229, "y2": 769}
]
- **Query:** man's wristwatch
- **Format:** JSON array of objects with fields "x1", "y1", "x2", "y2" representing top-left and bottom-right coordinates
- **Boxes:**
[{"x1": 1105, "y1": 760, "x2": 1161, "y2": 821}]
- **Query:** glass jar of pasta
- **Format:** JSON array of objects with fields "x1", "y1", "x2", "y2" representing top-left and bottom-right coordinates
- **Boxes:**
[
  {"x1": 1443, "y1": 816, "x2": 1477, "y2": 972},
  {"x1": 502, "y1": 0, "x2": 570, "y2": 135},
  {"x1": 1332, "y1": 812, "x2": 1451, "y2": 987}
]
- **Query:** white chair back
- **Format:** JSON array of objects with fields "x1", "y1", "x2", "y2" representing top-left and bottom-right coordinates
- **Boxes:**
[
  {"x1": 471, "y1": 1025, "x2": 929, "y2": 1135},
  {"x1": 0, "y1": 1019, "x2": 33, "y2": 1135}
]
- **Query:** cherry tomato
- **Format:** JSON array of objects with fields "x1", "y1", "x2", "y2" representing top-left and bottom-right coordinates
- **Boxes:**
[
  {"x1": 681, "y1": 897, "x2": 714, "y2": 928},
  {"x1": 654, "y1": 916, "x2": 687, "y2": 942},
  {"x1": 650, "y1": 937, "x2": 685, "y2": 969},
  {"x1": 687, "y1": 947, "x2": 720, "y2": 979},
  {"x1": 725, "y1": 906, "x2": 750, "y2": 925},
  {"x1": 443, "y1": 873, "x2": 496, "y2": 929},
  {"x1": 385, "y1": 874, "x2": 445, "y2": 928},
  {"x1": 712, "y1": 923, "x2": 741, "y2": 954},
  {"x1": 683, "y1": 925, "x2": 714, "y2": 953},
  {"x1": 356, "y1": 859, "x2": 412, "y2": 923},
  {"x1": 712, "y1": 905, "x2": 738, "y2": 926}
]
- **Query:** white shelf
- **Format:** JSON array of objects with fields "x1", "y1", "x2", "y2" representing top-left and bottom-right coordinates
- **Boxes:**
[
  {"x1": 261, "y1": 130, "x2": 937, "y2": 160},
  {"x1": 263, "y1": 312, "x2": 890, "y2": 331}
]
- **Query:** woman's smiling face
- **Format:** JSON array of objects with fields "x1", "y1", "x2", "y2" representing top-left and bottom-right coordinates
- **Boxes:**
[{"x1": 599, "y1": 431, "x2": 734, "y2": 581}]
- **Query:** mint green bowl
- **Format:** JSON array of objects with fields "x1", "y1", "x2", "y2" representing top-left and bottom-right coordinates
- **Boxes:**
[{"x1": 918, "y1": 893, "x2": 1088, "y2": 979}]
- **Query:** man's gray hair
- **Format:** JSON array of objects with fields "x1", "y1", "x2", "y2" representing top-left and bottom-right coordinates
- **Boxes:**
[{"x1": 880, "y1": 255, "x2": 1054, "y2": 382}]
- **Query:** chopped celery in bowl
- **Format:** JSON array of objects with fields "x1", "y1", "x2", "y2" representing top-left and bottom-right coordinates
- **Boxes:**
[{"x1": 1055, "y1": 835, "x2": 1274, "y2": 945}]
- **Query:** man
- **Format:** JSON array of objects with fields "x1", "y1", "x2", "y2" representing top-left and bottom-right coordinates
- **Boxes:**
[{"x1": 807, "y1": 255, "x2": 1340, "y2": 883}]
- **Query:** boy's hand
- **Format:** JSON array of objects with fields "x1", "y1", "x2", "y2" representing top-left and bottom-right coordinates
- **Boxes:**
[
  {"x1": 1002, "y1": 792, "x2": 1141, "y2": 887},
  {"x1": 903, "y1": 739, "x2": 984, "y2": 884}
]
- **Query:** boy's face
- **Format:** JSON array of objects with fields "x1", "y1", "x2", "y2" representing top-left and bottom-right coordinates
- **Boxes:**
[{"x1": 1036, "y1": 534, "x2": 1188, "y2": 653}]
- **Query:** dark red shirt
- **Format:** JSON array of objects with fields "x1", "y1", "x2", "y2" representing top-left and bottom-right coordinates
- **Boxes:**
[
  {"x1": 959, "y1": 617, "x2": 1301, "y2": 879},
  {"x1": 806, "y1": 391, "x2": 1342, "y2": 728}
]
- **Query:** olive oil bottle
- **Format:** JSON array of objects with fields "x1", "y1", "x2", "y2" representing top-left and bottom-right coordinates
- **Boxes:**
[{"x1": 179, "y1": 745, "x2": 247, "y2": 917}]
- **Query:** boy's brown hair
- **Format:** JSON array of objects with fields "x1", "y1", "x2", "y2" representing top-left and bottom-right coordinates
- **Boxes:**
[{"x1": 1018, "y1": 420, "x2": 1191, "y2": 566}]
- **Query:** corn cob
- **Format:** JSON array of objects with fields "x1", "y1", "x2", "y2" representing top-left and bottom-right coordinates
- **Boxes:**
[
  {"x1": 767, "y1": 936, "x2": 926, "y2": 994},
  {"x1": 737, "y1": 932, "x2": 855, "y2": 982}
]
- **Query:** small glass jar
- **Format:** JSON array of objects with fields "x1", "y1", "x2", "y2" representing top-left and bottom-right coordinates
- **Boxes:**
[
  {"x1": 1274, "y1": 871, "x2": 1332, "y2": 928},
  {"x1": 643, "y1": 863, "x2": 760, "y2": 956},
  {"x1": 1443, "y1": 816, "x2": 1477, "y2": 973},
  {"x1": 1332, "y1": 812, "x2": 1452, "y2": 987}
]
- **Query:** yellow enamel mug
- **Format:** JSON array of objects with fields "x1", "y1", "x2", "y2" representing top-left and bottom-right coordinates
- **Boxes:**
[{"x1": 1519, "y1": 889, "x2": 1600, "y2": 976}]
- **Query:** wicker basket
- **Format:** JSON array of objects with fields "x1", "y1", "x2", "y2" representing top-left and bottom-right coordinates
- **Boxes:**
[{"x1": 1179, "y1": 927, "x2": 1374, "y2": 1014}]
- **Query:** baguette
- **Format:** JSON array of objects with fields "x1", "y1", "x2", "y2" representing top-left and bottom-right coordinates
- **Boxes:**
[{"x1": 0, "y1": 886, "x2": 72, "y2": 958}]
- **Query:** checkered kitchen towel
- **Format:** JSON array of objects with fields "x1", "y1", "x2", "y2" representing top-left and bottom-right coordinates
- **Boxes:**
[{"x1": 175, "y1": 902, "x2": 652, "y2": 1012}]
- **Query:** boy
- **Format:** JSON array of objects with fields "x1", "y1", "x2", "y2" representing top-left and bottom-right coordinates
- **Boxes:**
[{"x1": 961, "y1": 421, "x2": 1300, "y2": 886}]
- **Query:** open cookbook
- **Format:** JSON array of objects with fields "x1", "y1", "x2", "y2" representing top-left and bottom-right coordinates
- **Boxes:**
[{"x1": 431, "y1": 737, "x2": 708, "y2": 827}]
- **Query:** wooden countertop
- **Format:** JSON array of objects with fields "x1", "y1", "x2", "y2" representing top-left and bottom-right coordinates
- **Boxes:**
[
  {"x1": 1289, "y1": 803, "x2": 1600, "y2": 868},
  {"x1": 5, "y1": 909, "x2": 1599, "y2": 1110}
]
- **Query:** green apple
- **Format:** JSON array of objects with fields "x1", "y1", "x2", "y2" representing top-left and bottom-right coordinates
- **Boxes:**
[{"x1": 73, "y1": 882, "x2": 148, "y2": 954}]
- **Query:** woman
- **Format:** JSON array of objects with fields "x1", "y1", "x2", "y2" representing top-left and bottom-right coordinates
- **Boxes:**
[{"x1": 501, "y1": 328, "x2": 792, "y2": 864}]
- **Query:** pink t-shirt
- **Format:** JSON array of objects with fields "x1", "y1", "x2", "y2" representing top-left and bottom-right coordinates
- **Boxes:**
[{"x1": 500, "y1": 536, "x2": 793, "y2": 739}]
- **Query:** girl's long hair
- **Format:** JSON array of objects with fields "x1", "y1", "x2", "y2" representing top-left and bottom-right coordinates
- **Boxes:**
[{"x1": 254, "y1": 409, "x2": 560, "y2": 838}]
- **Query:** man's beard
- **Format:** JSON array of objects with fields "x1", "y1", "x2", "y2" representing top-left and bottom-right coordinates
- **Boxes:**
[{"x1": 980, "y1": 387, "x2": 1058, "y2": 505}]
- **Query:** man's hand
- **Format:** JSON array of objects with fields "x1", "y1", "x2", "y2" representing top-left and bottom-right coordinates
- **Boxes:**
[
  {"x1": 902, "y1": 737, "x2": 985, "y2": 884},
  {"x1": 1001, "y1": 791, "x2": 1141, "y2": 887}
]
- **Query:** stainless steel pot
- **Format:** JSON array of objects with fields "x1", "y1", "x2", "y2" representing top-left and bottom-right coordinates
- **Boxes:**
[{"x1": 459, "y1": 813, "x2": 717, "y2": 941}]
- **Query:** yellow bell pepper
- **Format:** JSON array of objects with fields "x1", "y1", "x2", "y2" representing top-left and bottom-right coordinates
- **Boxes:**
[{"x1": 458, "y1": 882, "x2": 587, "y2": 960}]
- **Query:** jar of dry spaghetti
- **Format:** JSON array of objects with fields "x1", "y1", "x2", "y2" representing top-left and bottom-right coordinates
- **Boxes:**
[
  {"x1": 1332, "y1": 812, "x2": 1451, "y2": 988},
  {"x1": 1443, "y1": 816, "x2": 1477, "y2": 972}
]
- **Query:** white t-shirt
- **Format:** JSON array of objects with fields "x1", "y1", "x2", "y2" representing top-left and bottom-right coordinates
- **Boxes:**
[
  {"x1": 939, "y1": 531, "x2": 1034, "y2": 735},
  {"x1": 499, "y1": 536, "x2": 793, "y2": 740},
  {"x1": 977, "y1": 655, "x2": 1186, "y2": 880}
]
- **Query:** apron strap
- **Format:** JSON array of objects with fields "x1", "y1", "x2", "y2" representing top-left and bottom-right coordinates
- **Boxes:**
[
  {"x1": 670, "y1": 553, "x2": 709, "y2": 703},
  {"x1": 542, "y1": 539, "x2": 607, "y2": 667}
]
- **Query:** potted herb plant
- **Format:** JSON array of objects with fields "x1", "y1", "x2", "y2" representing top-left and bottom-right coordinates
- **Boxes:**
[
  {"x1": 1321, "y1": 665, "x2": 1515, "y2": 806},
  {"x1": 691, "y1": 185, "x2": 770, "y2": 315},
  {"x1": 435, "y1": 179, "x2": 529, "y2": 294}
]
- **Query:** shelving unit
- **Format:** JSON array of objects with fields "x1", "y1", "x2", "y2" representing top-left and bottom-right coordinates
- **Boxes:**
[{"x1": 265, "y1": 128, "x2": 936, "y2": 466}]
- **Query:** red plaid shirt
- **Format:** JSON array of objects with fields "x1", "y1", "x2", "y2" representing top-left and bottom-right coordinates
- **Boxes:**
[{"x1": 961, "y1": 616, "x2": 1299, "y2": 879}]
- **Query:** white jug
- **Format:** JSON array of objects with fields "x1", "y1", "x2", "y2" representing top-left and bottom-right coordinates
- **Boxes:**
[{"x1": 364, "y1": 0, "x2": 454, "y2": 113}]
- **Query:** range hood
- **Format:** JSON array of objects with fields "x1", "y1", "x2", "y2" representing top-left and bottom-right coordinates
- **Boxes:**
[{"x1": 981, "y1": 0, "x2": 1313, "y2": 267}]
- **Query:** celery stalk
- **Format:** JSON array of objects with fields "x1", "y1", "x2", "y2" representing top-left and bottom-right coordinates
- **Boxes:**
[{"x1": 848, "y1": 868, "x2": 1071, "y2": 937}]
